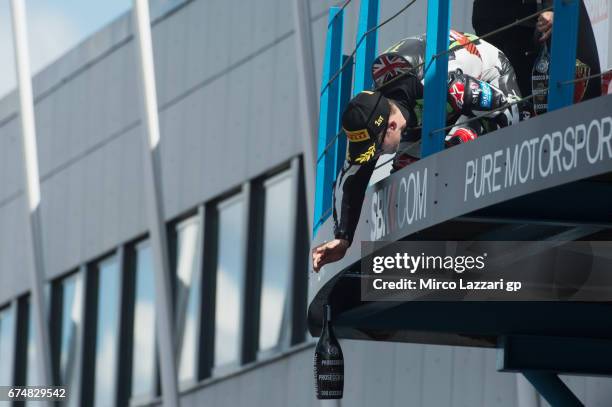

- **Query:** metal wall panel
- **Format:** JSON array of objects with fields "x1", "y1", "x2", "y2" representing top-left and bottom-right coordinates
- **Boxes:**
[
  {"x1": 482, "y1": 349, "x2": 518, "y2": 406},
  {"x1": 116, "y1": 126, "x2": 147, "y2": 242},
  {"x1": 0, "y1": 197, "x2": 28, "y2": 302},
  {"x1": 340, "y1": 339, "x2": 367, "y2": 407},
  {"x1": 286, "y1": 346, "x2": 319, "y2": 407},
  {"x1": 450, "y1": 346, "x2": 487, "y2": 407},
  {"x1": 391, "y1": 342, "x2": 425, "y2": 407},
  {"x1": 0, "y1": 120, "x2": 22, "y2": 203},
  {"x1": 147, "y1": 342, "x2": 558, "y2": 407},
  {"x1": 362, "y1": 341, "x2": 396, "y2": 406},
  {"x1": 422, "y1": 345, "x2": 454, "y2": 406},
  {"x1": 204, "y1": 0, "x2": 232, "y2": 78},
  {"x1": 582, "y1": 376, "x2": 612, "y2": 406}
]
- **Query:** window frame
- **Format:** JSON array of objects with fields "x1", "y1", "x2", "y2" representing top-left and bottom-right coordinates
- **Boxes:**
[
  {"x1": 81, "y1": 250, "x2": 125, "y2": 407},
  {"x1": 210, "y1": 187, "x2": 249, "y2": 376},
  {"x1": 50, "y1": 267, "x2": 86, "y2": 405},
  {"x1": 12, "y1": 295, "x2": 30, "y2": 388},
  {"x1": 172, "y1": 209, "x2": 205, "y2": 389},
  {"x1": 0, "y1": 154, "x2": 313, "y2": 398},
  {"x1": 0, "y1": 301, "x2": 17, "y2": 389},
  {"x1": 125, "y1": 239, "x2": 160, "y2": 405},
  {"x1": 290, "y1": 157, "x2": 310, "y2": 346},
  {"x1": 253, "y1": 161, "x2": 300, "y2": 361}
]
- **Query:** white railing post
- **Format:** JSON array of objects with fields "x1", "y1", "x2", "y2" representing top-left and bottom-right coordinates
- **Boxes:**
[
  {"x1": 10, "y1": 1, "x2": 54, "y2": 402},
  {"x1": 132, "y1": 0, "x2": 180, "y2": 405},
  {"x1": 292, "y1": 0, "x2": 318, "y2": 236}
]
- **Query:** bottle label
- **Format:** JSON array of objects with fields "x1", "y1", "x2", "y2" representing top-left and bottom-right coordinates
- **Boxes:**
[
  {"x1": 321, "y1": 359, "x2": 344, "y2": 366},
  {"x1": 532, "y1": 49, "x2": 550, "y2": 115},
  {"x1": 314, "y1": 307, "x2": 344, "y2": 400},
  {"x1": 314, "y1": 353, "x2": 344, "y2": 399}
]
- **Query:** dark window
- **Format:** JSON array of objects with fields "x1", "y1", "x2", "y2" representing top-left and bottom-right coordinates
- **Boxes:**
[
  {"x1": 174, "y1": 215, "x2": 203, "y2": 386},
  {"x1": 93, "y1": 256, "x2": 121, "y2": 407},
  {"x1": 130, "y1": 241, "x2": 157, "y2": 399},
  {"x1": 0, "y1": 304, "x2": 15, "y2": 388},
  {"x1": 57, "y1": 272, "x2": 85, "y2": 407},
  {"x1": 24, "y1": 297, "x2": 41, "y2": 407},
  {"x1": 258, "y1": 171, "x2": 295, "y2": 353},
  {"x1": 26, "y1": 300, "x2": 38, "y2": 387}
]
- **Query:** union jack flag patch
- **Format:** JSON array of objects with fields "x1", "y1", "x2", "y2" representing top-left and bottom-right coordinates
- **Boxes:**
[{"x1": 372, "y1": 54, "x2": 411, "y2": 86}]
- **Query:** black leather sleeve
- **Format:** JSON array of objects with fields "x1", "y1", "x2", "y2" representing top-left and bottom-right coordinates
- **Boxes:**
[
  {"x1": 332, "y1": 159, "x2": 377, "y2": 244},
  {"x1": 382, "y1": 75, "x2": 423, "y2": 109}
]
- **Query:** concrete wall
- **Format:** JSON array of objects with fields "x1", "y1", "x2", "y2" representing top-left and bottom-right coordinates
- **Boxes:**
[{"x1": 151, "y1": 340, "x2": 612, "y2": 407}]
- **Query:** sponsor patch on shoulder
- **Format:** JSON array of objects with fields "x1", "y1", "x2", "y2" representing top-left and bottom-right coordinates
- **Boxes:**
[
  {"x1": 479, "y1": 82, "x2": 492, "y2": 109},
  {"x1": 449, "y1": 81, "x2": 465, "y2": 111}
]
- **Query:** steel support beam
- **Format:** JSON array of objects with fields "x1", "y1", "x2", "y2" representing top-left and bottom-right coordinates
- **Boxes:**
[
  {"x1": 9, "y1": 0, "x2": 53, "y2": 400},
  {"x1": 421, "y1": 0, "x2": 451, "y2": 157},
  {"x1": 499, "y1": 335, "x2": 612, "y2": 375},
  {"x1": 517, "y1": 374, "x2": 541, "y2": 407},
  {"x1": 522, "y1": 372, "x2": 583, "y2": 407},
  {"x1": 292, "y1": 0, "x2": 318, "y2": 237},
  {"x1": 132, "y1": 1, "x2": 180, "y2": 405},
  {"x1": 547, "y1": 0, "x2": 580, "y2": 111}
]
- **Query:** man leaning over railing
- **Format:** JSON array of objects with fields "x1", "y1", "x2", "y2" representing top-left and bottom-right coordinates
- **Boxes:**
[{"x1": 313, "y1": 30, "x2": 526, "y2": 272}]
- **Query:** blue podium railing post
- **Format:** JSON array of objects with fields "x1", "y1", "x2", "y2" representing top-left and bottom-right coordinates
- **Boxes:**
[
  {"x1": 353, "y1": 0, "x2": 379, "y2": 94},
  {"x1": 313, "y1": 7, "x2": 344, "y2": 237},
  {"x1": 421, "y1": 0, "x2": 451, "y2": 158},
  {"x1": 547, "y1": 0, "x2": 580, "y2": 112},
  {"x1": 335, "y1": 54, "x2": 353, "y2": 177}
]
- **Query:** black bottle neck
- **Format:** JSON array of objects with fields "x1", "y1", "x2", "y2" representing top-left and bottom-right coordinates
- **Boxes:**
[{"x1": 321, "y1": 305, "x2": 333, "y2": 337}]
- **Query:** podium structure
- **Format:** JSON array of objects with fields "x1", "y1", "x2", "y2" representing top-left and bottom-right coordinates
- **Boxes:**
[{"x1": 309, "y1": 1, "x2": 612, "y2": 406}]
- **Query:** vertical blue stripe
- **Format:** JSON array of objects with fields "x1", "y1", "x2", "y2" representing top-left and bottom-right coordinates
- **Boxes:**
[
  {"x1": 421, "y1": 0, "x2": 451, "y2": 157},
  {"x1": 547, "y1": 0, "x2": 579, "y2": 111},
  {"x1": 313, "y1": 7, "x2": 344, "y2": 237},
  {"x1": 335, "y1": 54, "x2": 353, "y2": 179},
  {"x1": 353, "y1": 0, "x2": 379, "y2": 94}
]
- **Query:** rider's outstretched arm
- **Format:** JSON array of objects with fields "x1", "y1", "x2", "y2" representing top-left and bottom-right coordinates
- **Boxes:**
[
  {"x1": 312, "y1": 159, "x2": 376, "y2": 272},
  {"x1": 333, "y1": 159, "x2": 376, "y2": 243}
]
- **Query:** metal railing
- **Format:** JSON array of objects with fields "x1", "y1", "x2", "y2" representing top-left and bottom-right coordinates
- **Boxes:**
[{"x1": 312, "y1": 0, "x2": 590, "y2": 237}]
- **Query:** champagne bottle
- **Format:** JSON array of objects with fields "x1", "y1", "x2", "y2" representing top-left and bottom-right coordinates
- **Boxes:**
[
  {"x1": 532, "y1": 42, "x2": 550, "y2": 115},
  {"x1": 532, "y1": 0, "x2": 549, "y2": 116},
  {"x1": 314, "y1": 305, "x2": 344, "y2": 399}
]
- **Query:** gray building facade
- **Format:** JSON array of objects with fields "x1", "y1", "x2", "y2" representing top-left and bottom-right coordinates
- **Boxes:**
[{"x1": 0, "y1": 0, "x2": 611, "y2": 406}]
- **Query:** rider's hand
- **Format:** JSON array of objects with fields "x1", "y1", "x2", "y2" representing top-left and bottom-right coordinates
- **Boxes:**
[
  {"x1": 537, "y1": 11, "x2": 554, "y2": 42},
  {"x1": 312, "y1": 239, "x2": 350, "y2": 272}
]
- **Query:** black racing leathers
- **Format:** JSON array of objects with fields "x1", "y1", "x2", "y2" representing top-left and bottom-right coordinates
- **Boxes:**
[
  {"x1": 333, "y1": 75, "x2": 422, "y2": 243},
  {"x1": 333, "y1": 159, "x2": 376, "y2": 242}
]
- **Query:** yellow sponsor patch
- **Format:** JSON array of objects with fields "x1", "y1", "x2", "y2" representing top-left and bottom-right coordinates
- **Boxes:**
[
  {"x1": 355, "y1": 144, "x2": 376, "y2": 163},
  {"x1": 374, "y1": 115, "x2": 384, "y2": 127},
  {"x1": 344, "y1": 128, "x2": 370, "y2": 142}
]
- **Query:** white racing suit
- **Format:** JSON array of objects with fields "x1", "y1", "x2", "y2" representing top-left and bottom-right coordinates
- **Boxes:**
[{"x1": 333, "y1": 31, "x2": 523, "y2": 243}]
